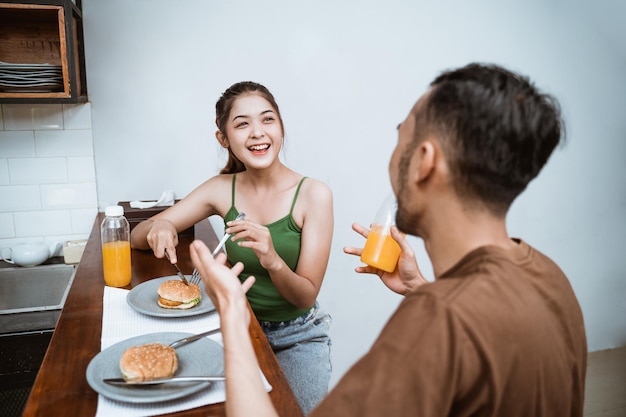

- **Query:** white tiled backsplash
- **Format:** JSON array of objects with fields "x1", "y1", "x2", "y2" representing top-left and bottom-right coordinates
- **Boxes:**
[{"x1": 0, "y1": 103, "x2": 98, "y2": 254}]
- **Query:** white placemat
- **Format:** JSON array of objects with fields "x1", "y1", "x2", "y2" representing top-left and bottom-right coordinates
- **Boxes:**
[{"x1": 95, "y1": 286, "x2": 272, "y2": 417}]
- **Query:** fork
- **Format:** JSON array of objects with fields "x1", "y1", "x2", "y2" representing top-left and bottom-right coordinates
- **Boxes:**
[
  {"x1": 168, "y1": 327, "x2": 221, "y2": 349},
  {"x1": 188, "y1": 212, "x2": 246, "y2": 286},
  {"x1": 189, "y1": 268, "x2": 202, "y2": 286}
]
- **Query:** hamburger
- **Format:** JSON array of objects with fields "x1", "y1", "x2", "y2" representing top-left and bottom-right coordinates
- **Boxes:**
[
  {"x1": 157, "y1": 279, "x2": 201, "y2": 309},
  {"x1": 119, "y1": 343, "x2": 178, "y2": 382}
]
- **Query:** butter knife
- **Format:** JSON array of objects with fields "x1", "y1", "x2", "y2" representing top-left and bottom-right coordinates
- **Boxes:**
[
  {"x1": 212, "y1": 212, "x2": 246, "y2": 256},
  {"x1": 104, "y1": 376, "x2": 225, "y2": 386},
  {"x1": 164, "y1": 248, "x2": 189, "y2": 286}
]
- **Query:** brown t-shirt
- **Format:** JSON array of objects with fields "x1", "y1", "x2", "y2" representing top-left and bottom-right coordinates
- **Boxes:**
[{"x1": 311, "y1": 240, "x2": 587, "y2": 417}]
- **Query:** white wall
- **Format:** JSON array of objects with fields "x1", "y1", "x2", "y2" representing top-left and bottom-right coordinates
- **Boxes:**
[
  {"x1": 82, "y1": 0, "x2": 626, "y2": 387},
  {"x1": 0, "y1": 103, "x2": 97, "y2": 250}
]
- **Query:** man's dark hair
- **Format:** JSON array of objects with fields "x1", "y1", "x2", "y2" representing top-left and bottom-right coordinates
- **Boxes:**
[{"x1": 420, "y1": 63, "x2": 565, "y2": 215}]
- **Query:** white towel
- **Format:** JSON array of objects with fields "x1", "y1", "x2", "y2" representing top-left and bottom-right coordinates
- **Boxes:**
[{"x1": 129, "y1": 190, "x2": 176, "y2": 209}]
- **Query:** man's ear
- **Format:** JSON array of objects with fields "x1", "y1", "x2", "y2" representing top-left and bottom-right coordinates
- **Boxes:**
[
  {"x1": 412, "y1": 140, "x2": 436, "y2": 185},
  {"x1": 216, "y1": 130, "x2": 229, "y2": 148}
]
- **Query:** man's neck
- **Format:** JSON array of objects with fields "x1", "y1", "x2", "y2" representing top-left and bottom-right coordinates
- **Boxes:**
[{"x1": 421, "y1": 206, "x2": 515, "y2": 278}]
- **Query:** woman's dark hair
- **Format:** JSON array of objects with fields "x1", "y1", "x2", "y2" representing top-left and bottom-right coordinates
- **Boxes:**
[
  {"x1": 215, "y1": 81, "x2": 285, "y2": 174},
  {"x1": 411, "y1": 63, "x2": 565, "y2": 215}
]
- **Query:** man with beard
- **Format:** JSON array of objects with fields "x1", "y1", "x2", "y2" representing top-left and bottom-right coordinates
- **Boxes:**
[{"x1": 189, "y1": 63, "x2": 587, "y2": 417}]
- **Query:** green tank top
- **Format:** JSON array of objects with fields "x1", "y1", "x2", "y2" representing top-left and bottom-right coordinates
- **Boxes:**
[{"x1": 224, "y1": 174, "x2": 311, "y2": 322}]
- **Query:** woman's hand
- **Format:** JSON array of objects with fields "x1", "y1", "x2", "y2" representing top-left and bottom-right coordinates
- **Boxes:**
[
  {"x1": 225, "y1": 218, "x2": 282, "y2": 271},
  {"x1": 146, "y1": 219, "x2": 180, "y2": 262},
  {"x1": 343, "y1": 223, "x2": 428, "y2": 295}
]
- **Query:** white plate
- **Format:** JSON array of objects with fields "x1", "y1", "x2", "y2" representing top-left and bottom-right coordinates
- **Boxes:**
[
  {"x1": 127, "y1": 276, "x2": 214, "y2": 317},
  {"x1": 86, "y1": 332, "x2": 224, "y2": 403}
]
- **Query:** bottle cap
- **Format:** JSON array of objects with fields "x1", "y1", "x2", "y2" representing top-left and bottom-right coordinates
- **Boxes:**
[{"x1": 105, "y1": 205, "x2": 124, "y2": 217}]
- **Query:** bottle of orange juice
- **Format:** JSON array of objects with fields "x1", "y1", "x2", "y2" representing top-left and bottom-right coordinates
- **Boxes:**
[
  {"x1": 360, "y1": 194, "x2": 401, "y2": 273},
  {"x1": 101, "y1": 205, "x2": 132, "y2": 287}
]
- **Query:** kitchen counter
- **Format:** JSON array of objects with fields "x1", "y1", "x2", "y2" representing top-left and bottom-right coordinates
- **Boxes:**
[{"x1": 21, "y1": 213, "x2": 304, "y2": 417}]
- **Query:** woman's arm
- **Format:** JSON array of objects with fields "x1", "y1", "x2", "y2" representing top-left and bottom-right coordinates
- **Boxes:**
[
  {"x1": 130, "y1": 176, "x2": 231, "y2": 263},
  {"x1": 283, "y1": 179, "x2": 333, "y2": 306}
]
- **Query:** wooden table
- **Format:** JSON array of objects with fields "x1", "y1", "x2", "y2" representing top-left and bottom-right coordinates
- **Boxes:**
[{"x1": 22, "y1": 213, "x2": 304, "y2": 417}]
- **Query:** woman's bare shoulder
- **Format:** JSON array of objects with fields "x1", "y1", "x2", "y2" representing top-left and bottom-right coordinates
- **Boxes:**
[
  {"x1": 185, "y1": 174, "x2": 234, "y2": 213},
  {"x1": 199, "y1": 173, "x2": 233, "y2": 186},
  {"x1": 301, "y1": 177, "x2": 332, "y2": 198},
  {"x1": 295, "y1": 177, "x2": 333, "y2": 214}
]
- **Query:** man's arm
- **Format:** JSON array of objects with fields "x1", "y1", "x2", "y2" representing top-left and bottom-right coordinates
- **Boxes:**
[{"x1": 189, "y1": 240, "x2": 279, "y2": 417}]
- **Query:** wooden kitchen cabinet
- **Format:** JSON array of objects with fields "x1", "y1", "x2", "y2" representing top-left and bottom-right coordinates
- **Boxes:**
[{"x1": 0, "y1": 0, "x2": 87, "y2": 103}]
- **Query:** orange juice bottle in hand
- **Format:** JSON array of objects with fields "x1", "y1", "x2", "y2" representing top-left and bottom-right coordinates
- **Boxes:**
[
  {"x1": 360, "y1": 194, "x2": 401, "y2": 273},
  {"x1": 101, "y1": 205, "x2": 132, "y2": 287}
]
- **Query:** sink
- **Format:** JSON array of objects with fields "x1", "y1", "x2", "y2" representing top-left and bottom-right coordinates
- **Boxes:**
[
  {"x1": 0, "y1": 264, "x2": 75, "y2": 334},
  {"x1": 0, "y1": 263, "x2": 76, "y2": 417}
]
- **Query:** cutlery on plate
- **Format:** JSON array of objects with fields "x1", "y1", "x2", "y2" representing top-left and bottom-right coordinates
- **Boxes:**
[
  {"x1": 102, "y1": 329, "x2": 222, "y2": 386},
  {"x1": 168, "y1": 328, "x2": 221, "y2": 349},
  {"x1": 103, "y1": 376, "x2": 225, "y2": 386},
  {"x1": 164, "y1": 248, "x2": 189, "y2": 286}
]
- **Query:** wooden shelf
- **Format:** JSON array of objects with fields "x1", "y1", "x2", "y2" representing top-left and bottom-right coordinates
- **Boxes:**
[{"x1": 0, "y1": 0, "x2": 87, "y2": 103}]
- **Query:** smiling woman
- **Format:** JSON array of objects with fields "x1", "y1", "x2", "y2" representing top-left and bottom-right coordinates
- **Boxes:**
[
  {"x1": 216, "y1": 93, "x2": 284, "y2": 172},
  {"x1": 129, "y1": 81, "x2": 334, "y2": 415},
  {"x1": 215, "y1": 82, "x2": 286, "y2": 175}
]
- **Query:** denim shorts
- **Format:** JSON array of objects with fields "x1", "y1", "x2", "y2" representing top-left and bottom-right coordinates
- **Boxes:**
[{"x1": 260, "y1": 302, "x2": 332, "y2": 415}]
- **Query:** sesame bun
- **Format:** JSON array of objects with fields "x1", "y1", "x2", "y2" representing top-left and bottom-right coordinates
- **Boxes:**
[
  {"x1": 119, "y1": 343, "x2": 178, "y2": 382},
  {"x1": 157, "y1": 279, "x2": 201, "y2": 309}
]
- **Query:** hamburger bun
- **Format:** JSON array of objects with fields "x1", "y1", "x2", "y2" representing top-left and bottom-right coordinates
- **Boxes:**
[
  {"x1": 157, "y1": 279, "x2": 201, "y2": 309},
  {"x1": 119, "y1": 343, "x2": 178, "y2": 382}
]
